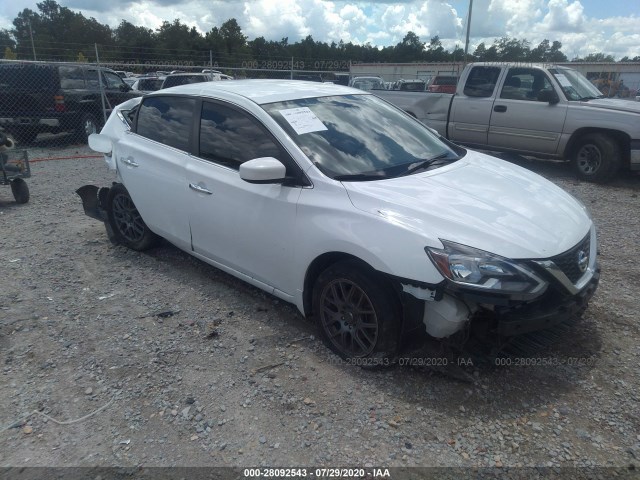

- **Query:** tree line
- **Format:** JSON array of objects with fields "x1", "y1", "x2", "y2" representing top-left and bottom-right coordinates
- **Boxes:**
[{"x1": 2, "y1": 0, "x2": 638, "y2": 69}]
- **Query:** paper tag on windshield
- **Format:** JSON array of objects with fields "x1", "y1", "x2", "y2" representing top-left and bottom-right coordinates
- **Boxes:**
[
  {"x1": 554, "y1": 74, "x2": 572, "y2": 88},
  {"x1": 279, "y1": 107, "x2": 327, "y2": 135}
]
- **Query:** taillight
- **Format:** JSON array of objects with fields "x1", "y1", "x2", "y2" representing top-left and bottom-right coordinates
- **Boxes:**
[{"x1": 54, "y1": 95, "x2": 65, "y2": 112}]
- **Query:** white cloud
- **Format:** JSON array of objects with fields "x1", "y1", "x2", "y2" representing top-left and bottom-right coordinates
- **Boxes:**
[
  {"x1": 542, "y1": 0, "x2": 585, "y2": 33},
  {"x1": 0, "y1": 0, "x2": 638, "y2": 60}
]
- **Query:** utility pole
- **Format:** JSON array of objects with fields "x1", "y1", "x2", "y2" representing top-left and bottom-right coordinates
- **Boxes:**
[
  {"x1": 28, "y1": 19, "x2": 37, "y2": 60},
  {"x1": 463, "y1": 0, "x2": 473, "y2": 64}
]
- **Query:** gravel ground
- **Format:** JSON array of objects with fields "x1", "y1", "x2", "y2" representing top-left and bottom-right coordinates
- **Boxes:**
[{"x1": 1, "y1": 142, "x2": 639, "y2": 478}]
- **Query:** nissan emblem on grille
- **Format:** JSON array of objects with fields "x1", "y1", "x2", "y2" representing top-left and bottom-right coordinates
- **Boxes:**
[{"x1": 577, "y1": 250, "x2": 589, "y2": 273}]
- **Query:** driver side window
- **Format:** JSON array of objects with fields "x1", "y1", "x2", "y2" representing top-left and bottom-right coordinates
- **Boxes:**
[
  {"x1": 104, "y1": 71, "x2": 125, "y2": 89},
  {"x1": 500, "y1": 68, "x2": 554, "y2": 101},
  {"x1": 199, "y1": 101, "x2": 282, "y2": 170}
]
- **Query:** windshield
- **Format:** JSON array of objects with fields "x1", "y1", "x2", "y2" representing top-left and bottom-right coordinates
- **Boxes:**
[
  {"x1": 548, "y1": 67, "x2": 603, "y2": 101},
  {"x1": 263, "y1": 94, "x2": 461, "y2": 180}
]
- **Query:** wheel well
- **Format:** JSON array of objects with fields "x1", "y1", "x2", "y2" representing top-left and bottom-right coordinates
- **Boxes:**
[
  {"x1": 303, "y1": 253, "x2": 391, "y2": 316},
  {"x1": 565, "y1": 129, "x2": 630, "y2": 165}
]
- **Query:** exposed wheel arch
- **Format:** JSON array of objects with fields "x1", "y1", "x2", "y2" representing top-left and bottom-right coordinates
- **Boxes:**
[
  {"x1": 565, "y1": 128, "x2": 630, "y2": 167},
  {"x1": 311, "y1": 258, "x2": 402, "y2": 362},
  {"x1": 568, "y1": 132, "x2": 624, "y2": 182},
  {"x1": 106, "y1": 183, "x2": 160, "y2": 251},
  {"x1": 303, "y1": 252, "x2": 392, "y2": 317}
]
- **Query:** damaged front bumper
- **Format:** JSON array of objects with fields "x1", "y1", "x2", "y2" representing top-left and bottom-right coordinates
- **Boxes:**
[
  {"x1": 453, "y1": 267, "x2": 599, "y2": 336},
  {"x1": 399, "y1": 263, "x2": 600, "y2": 341}
]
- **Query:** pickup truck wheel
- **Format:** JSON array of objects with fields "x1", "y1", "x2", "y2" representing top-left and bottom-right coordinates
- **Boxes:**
[
  {"x1": 76, "y1": 113, "x2": 99, "y2": 143},
  {"x1": 106, "y1": 184, "x2": 159, "y2": 251},
  {"x1": 312, "y1": 260, "x2": 399, "y2": 366},
  {"x1": 10, "y1": 178, "x2": 29, "y2": 204},
  {"x1": 572, "y1": 133, "x2": 621, "y2": 183}
]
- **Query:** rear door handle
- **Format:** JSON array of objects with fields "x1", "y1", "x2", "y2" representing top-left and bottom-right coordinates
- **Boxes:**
[
  {"x1": 121, "y1": 156, "x2": 139, "y2": 167},
  {"x1": 189, "y1": 183, "x2": 213, "y2": 195},
  {"x1": 493, "y1": 105, "x2": 507, "y2": 113}
]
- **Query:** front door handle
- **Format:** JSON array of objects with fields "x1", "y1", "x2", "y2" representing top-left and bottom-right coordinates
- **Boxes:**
[
  {"x1": 493, "y1": 105, "x2": 507, "y2": 113},
  {"x1": 189, "y1": 183, "x2": 213, "y2": 195},
  {"x1": 121, "y1": 156, "x2": 139, "y2": 167}
]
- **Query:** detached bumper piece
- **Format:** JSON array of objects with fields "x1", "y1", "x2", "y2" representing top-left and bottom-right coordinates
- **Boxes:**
[
  {"x1": 76, "y1": 184, "x2": 118, "y2": 244},
  {"x1": 76, "y1": 184, "x2": 110, "y2": 221}
]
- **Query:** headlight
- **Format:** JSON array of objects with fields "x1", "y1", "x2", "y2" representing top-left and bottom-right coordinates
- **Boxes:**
[{"x1": 426, "y1": 240, "x2": 547, "y2": 296}]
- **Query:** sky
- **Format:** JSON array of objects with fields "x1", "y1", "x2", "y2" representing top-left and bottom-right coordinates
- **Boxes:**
[{"x1": 1, "y1": 0, "x2": 639, "y2": 60}]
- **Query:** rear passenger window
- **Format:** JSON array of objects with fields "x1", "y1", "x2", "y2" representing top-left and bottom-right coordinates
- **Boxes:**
[
  {"x1": 136, "y1": 96, "x2": 195, "y2": 151},
  {"x1": 199, "y1": 101, "x2": 282, "y2": 169},
  {"x1": 86, "y1": 69, "x2": 101, "y2": 89},
  {"x1": 59, "y1": 66, "x2": 85, "y2": 89},
  {"x1": 463, "y1": 66, "x2": 501, "y2": 97}
]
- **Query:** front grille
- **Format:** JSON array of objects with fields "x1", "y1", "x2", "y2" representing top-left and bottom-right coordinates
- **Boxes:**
[{"x1": 549, "y1": 232, "x2": 591, "y2": 284}]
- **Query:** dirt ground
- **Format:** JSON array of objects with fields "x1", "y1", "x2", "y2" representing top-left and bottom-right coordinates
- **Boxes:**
[{"x1": 1, "y1": 144, "x2": 639, "y2": 479}]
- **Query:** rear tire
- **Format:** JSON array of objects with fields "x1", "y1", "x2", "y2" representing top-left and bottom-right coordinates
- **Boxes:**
[
  {"x1": 572, "y1": 133, "x2": 621, "y2": 183},
  {"x1": 10, "y1": 178, "x2": 29, "y2": 204},
  {"x1": 106, "y1": 184, "x2": 159, "y2": 251},
  {"x1": 312, "y1": 260, "x2": 400, "y2": 366}
]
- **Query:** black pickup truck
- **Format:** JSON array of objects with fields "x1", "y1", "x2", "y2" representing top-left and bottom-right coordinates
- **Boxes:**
[{"x1": 0, "y1": 62, "x2": 141, "y2": 144}]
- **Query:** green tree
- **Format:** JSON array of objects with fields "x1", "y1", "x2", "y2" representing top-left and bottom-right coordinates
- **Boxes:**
[
  {"x1": 578, "y1": 52, "x2": 616, "y2": 62},
  {"x1": 114, "y1": 20, "x2": 156, "y2": 63},
  {"x1": 494, "y1": 37, "x2": 530, "y2": 61},
  {"x1": 219, "y1": 18, "x2": 248, "y2": 57},
  {"x1": 425, "y1": 36, "x2": 447, "y2": 62},
  {"x1": 11, "y1": 1, "x2": 111, "y2": 60},
  {"x1": 473, "y1": 42, "x2": 487, "y2": 60},
  {"x1": 394, "y1": 31, "x2": 425, "y2": 62},
  {"x1": 0, "y1": 29, "x2": 16, "y2": 51},
  {"x1": 4, "y1": 47, "x2": 17, "y2": 59}
]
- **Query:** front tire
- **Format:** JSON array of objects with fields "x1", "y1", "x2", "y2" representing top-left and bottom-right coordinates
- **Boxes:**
[
  {"x1": 106, "y1": 184, "x2": 159, "y2": 251},
  {"x1": 312, "y1": 260, "x2": 400, "y2": 364},
  {"x1": 572, "y1": 133, "x2": 621, "y2": 183},
  {"x1": 10, "y1": 178, "x2": 29, "y2": 204}
]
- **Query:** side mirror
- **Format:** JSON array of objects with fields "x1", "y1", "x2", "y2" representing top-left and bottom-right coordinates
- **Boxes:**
[
  {"x1": 120, "y1": 83, "x2": 131, "y2": 92},
  {"x1": 88, "y1": 134, "x2": 112, "y2": 154},
  {"x1": 537, "y1": 89, "x2": 560, "y2": 104},
  {"x1": 239, "y1": 157, "x2": 286, "y2": 184}
]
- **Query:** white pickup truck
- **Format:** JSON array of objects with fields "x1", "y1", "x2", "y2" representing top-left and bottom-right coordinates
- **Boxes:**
[{"x1": 373, "y1": 62, "x2": 640, "y2": 182}]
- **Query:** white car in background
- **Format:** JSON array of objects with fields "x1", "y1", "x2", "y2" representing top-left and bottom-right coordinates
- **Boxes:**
[
  {"x1": 349, "y1": 76, "x2": 385, "y2": 91},
  {"x1": 78, "y1": 80, "x2": 599, "y2": 364}
]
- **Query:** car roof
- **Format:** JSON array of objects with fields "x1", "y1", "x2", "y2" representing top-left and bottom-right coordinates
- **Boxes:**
[
  {"x1": 148, "y1": 79, "x2": 364, "y2": 105},
  {"x1": 165, "y1": 73, "x2": 209, "y2": 77}
]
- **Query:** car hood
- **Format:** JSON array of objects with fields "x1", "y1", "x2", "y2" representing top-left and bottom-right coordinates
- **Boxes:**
[
  {"x1": 582, "y1": 98, "x2": 640, "y2": 114},
  {"x1": 342, "y1": 152, "x2": 592, "y2": 259}
]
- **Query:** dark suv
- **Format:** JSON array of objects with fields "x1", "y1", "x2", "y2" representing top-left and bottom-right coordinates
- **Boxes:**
[{"x1": 0, "y1": 62, "x2": 141, "y2": 144}]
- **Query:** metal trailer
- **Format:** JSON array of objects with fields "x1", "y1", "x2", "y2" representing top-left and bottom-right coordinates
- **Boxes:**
[{"x1": 0, "y1": 132, "x2": 30, "y2": 204}]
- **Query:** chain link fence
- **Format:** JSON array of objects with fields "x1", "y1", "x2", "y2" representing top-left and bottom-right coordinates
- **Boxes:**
[{"x1": 0, "y1": 46, "x2": 351, "y2": 150}]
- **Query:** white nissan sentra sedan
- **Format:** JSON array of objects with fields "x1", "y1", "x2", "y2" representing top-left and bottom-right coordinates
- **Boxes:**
[{"x1": 78, "y1": 80, "x2": 599, "y2": 364}]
